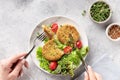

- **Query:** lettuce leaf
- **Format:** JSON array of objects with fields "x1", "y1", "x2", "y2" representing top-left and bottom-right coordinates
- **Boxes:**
[
  {"x1": 36, "y1": 47, "x2": 51, "y2": 72},
  {"x1": 54, "y1": 39, "x2": 66, "y2": 49}
]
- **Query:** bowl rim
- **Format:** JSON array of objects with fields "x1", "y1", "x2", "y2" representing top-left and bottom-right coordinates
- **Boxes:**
[
  {"x1": 89, "y1": 0, "x2": 112, "y2": 24},
  {"x1": 106, "y1": 23, "x2": 120, "y2": 41},
  {"x1": 29, "y1": 15, "x2": 89, "y2": 77}
]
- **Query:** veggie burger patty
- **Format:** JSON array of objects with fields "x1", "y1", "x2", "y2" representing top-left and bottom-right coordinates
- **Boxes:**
[
  {"x1": 42, "y1": 39, "x2": 64, "y2": 61},
  {"x1": 57, "y1": 24, "x2": 80, "y2": 44}
]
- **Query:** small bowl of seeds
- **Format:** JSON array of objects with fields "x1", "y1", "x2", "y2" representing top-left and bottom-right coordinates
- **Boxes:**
[
  {"x1": 89, "y1": 1, "x2": 112, "y2": 24},
  {"x1": 106, "y1": 23, "x2": 120, "y2": 41}
]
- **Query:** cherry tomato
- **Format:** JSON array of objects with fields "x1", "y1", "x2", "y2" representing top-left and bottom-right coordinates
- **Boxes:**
[
  {"x1": 49, "y1": 61, "x2": 58, "y2": 70},
  {"x1": 64, "y1": 46, "x2": 72, "y2": 54},
  {"x1": 51, "y1": 23, "x2": 58, "y2": 33},
  {"x1": 76, "y1": 40, "x2": 82, "y2": 49}
]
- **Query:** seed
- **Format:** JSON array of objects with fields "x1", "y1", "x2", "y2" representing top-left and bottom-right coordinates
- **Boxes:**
[{"x1": 108, "y1": 25, "x2": 120, "y2": 39}]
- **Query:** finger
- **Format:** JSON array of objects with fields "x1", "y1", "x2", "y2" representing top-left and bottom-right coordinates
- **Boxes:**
[
  {"x1": 19, "y1": 68, "x2": 23, "y2": 77},
  {"x1": 88, "y1": 65, "x2": 96, "y2": 80},
  {"x1": 24, "y1": 60, "x2": 29, "y2": 69},
  {"x1": 9, "y1": 59, "x2": 25, "y2": 78},
  {"x1": 84, "y1": 72, "x2": 89, "y2": 80},
  {"x1": 94, "y1": 72, "x2": 102, "y2": 80},
  {"x1": 8, "y1": 53, "x2": 27, "y2": 65}
]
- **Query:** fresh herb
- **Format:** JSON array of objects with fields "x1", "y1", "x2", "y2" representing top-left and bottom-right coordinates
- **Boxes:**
[
  {"x1": 90, "y1": 1, "x2": 110, "y2": 22},
  {"x1": 82, "y1": 10, "x2": 86, "y2": 16}
]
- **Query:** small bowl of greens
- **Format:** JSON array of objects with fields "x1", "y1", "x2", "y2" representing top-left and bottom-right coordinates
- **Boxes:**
[{"x1": 89, "y1": 1, "x2": 112, "y2": 24}]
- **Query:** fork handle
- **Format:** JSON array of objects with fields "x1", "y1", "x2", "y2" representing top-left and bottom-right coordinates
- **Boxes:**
[{"x1": 24, "y1": 45, "x2": 36, "y2": 59}]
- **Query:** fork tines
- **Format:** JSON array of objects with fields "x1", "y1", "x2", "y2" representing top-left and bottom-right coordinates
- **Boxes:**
[{"x1": 37, "y1": 32, "x2": 46, "y2": 41}]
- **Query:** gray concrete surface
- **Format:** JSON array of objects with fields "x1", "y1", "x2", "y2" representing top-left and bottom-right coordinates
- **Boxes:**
[{"x1": 0, "y1": 0, "x2": 120, "y2": 80}]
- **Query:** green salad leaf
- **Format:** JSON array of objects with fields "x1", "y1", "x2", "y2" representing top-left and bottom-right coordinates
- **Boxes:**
[
  {"x1": 36, "y1": 47, "x2": 51, "y2": 72},
  {"x1": 54, "y1": 39, "x2": 66, "y2": 49},
  {"x1": 78, "y1": 46, "x2": 89, "y2": 57}
]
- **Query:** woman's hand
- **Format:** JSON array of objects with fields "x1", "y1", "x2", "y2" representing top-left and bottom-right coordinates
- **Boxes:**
[
  {"x1": 0, "y1": 53, "x2": 29, "y2": 80},
  {"x1": 84, "y1": 66, "x2": 102, "y2": 80}
]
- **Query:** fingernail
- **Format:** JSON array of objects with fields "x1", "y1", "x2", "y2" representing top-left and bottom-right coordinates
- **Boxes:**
[{"x1": 20, "y1": 73, "x2": 23, "y2": 77}]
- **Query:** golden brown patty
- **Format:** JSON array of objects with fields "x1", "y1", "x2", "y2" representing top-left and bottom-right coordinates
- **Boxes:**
[
  {"x1": 57, "y1": 24, "x2": 80, "y2": 44},
  {"x1": 42, "y1": 39, "x2": 64, "y2": 61},
  {"x1": 42, "y1": 25, "x2": 55, "y2": 39}
]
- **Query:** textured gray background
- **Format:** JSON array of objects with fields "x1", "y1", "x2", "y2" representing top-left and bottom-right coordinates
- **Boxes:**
[{"x1": 0, "y1": 0, "x2": 120, "y2": 80}]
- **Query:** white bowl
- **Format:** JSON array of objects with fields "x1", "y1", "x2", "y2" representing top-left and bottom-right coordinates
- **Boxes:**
[
  {"x1": 29, "y1": 16, "x2": 89, "y2": 77},
  {"x1": 89, "y1": 1, "x2": 112, "y2": 24},
  {"x1": 106, "y1": 23, "x2": 120, "y2": 41}
]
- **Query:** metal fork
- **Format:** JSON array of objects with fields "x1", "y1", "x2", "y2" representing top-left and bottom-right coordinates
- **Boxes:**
[{"x1": 24, "y1": 32, "x2": 46, "y2": 59}]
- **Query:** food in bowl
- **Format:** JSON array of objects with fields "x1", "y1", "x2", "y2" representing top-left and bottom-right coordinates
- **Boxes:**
[
  {"x1": 90, "y1": 1, "x2": 111, "y2": 23},
  {"x1": 106, "y1": 23, "x2": 120, "y2": 41},
  {"x1": 108, "y1": 25, "x2": 120, "y2": 39},
  {"x1": 36, "y1": 23, "x2": 88, "y2": 77}
]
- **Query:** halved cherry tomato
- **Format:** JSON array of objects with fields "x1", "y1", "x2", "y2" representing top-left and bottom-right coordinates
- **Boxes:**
[
  {"x1": 76, "y1": 40, "x2": 82, "y2": 49},
  {"x1": 51, "y1": 23, "x2": 58, "y2": 33},
  {"x1": 49, "y1": 61, "x2": 58, "y2": 70},
  {"x1": 64, "y1": 46, "x2": 72, "y2": 54}
]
